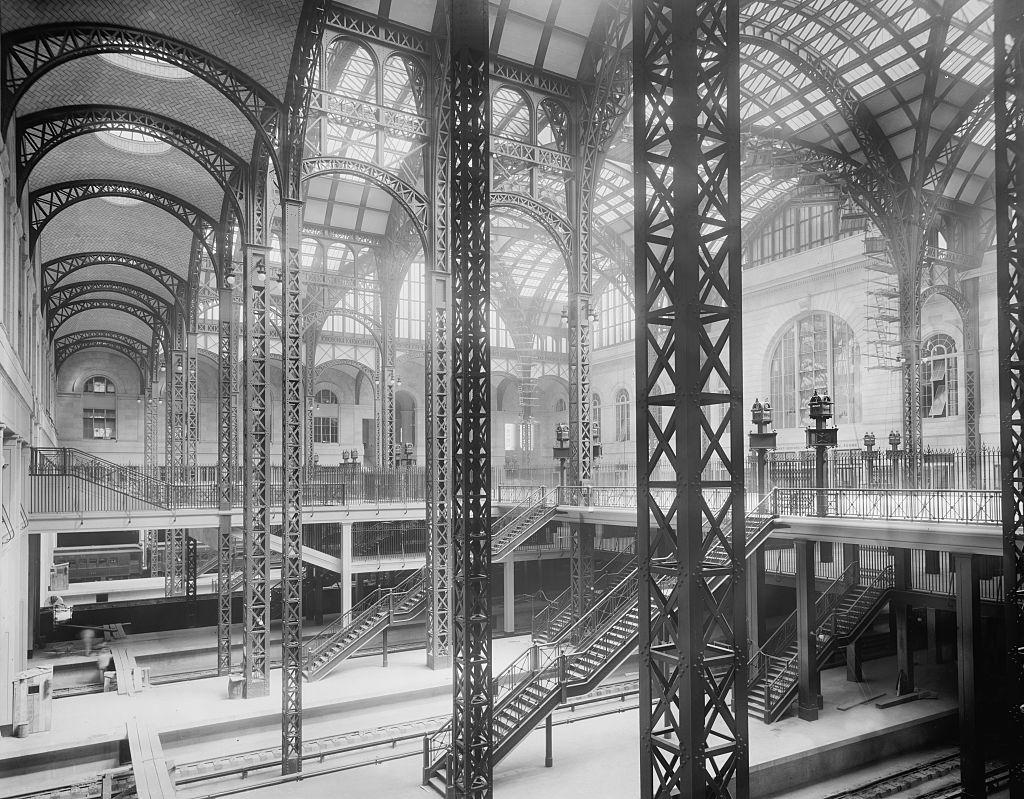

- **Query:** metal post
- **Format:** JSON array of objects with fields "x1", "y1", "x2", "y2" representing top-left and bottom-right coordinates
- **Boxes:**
[
  {"x1": 144, "y1": 383, "x2": 158, "y2": 473},
  {"x1": 634, "y1": 0, "x2": 747, "y2": 796},
  {"x1": 449, "y1": 1, "x2": 492, "y2": 795},
  {"x1": 164, "y1": 528, "x2": 185, "y2": 597},
  {"x1": 544, "y1": 714, "x2": 553, "y2": 768},
  {"x1": 185, "y1": 535, "x2": 198, "y2": 627},
  {"x1": 894, "y1": 548, "x2": 914, "y2": 693},
  {"x1": 217, "y1": 285, "x2": 236, "y2": 676},
  {"x1": 795, "y1": 539, "x2": 819, "y2": 721},
  {"x1": 242, "y1": 243, "x2": 270, "y2": 699},
  {"x1": 955, "y1": 554, "x2": 983, "y2": 798},
  {"x1": 185, "y1": 333, "x2": 199, "y2": 483},
  {"x1": 994, "y1": 3, "x2": 1024, "y2": 793},
  {"x1": 281, "y1": 199, "x2": 305, "y2": 774}
]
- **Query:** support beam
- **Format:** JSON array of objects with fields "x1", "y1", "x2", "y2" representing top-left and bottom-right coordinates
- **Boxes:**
[
  {"x1": 843, "y1": 544, "x2": 862, "y2": 681},
  {"x1": 280, "y1": 198, "x2": 305, "y2": 775},
  {"x1": 795, "y1": 539, "x2": 819, "y2": 721},
  {"x1": 185, "y1": 535, "x2": 198, "y2": 627},
  {"x1": 894, "y1": 548, "x2": 915, "y2": 693},
  {"x1": 503, "y1": 561, "x2": 515, "y2": 634},
  {"x1": 164, "y1": 529, "x2": 185, "y2": 597},
  {"x1": 634, "y1": 0, "x2": 747, "y2": 795},
  {"x1": 144, "y1": 383, "x2": 158, "y2": 473},
  {"x1": 185, "y1": 333, "x2": 199, "y2": 483},
  {"x1": 449, "y1": 1, "x2": 492, "y2": 795},
  {"x1": 216, "y1": 286, "x2": 236, "y2": 676},
  {"x1": 242, "y1": 243, "x2": 270, "y2": 699},
  {"x1": 955, "y1": 554, "x2": 983, "y2": 798},
  {"x1": 747, "y1": 547, "x2": 766, "y2": 652},
  {"x1": 994, "y1": 3, "x2": 1024, "y2": 793}
]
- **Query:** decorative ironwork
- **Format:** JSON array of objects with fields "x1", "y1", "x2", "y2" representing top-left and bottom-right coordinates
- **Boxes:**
[
  {"x1": 144, "y1": 381, "x2": 158, "y2": 473},
  {"x1": 1, "y1": 24, "x2": 281, "y2": 149},
  {"x1": 425, "y1": 28, "x2": 452, "y2": 671},
  {"x1": 185, "y1": 334, "x2": 199, "y2": 483},
  {"x1": 490, "y1": 191, "x2": 572, "y2": 266},
  {"x1": 46, "y1": 297, "x2": 169, "y2": 345},
  {"x1": 53, "y1": 330, "x2": 150, "y2": 380},
  {"x1": 324, "y1": 6, "x2": 431, "y2": 56},
  {"x1": 634, "y1": 2, "x2": 748, "y2": 798},
  {"x1": 280, "y1": 200, "x2": 306, "y2": 773},
  {"x1": 216, "y1": 288, "x2": 235, "y2": 676},
  {"x1": 242, "y1": 243, "x2": 270, "y2": 699},
  {"x1": 994, "y1": 2, "x2": 1024, "y2": 792},
  {"x1": 30, "y1": 180, "x2": 218, "y2": 261},
  {"x1": 448, "y1": 0, "x2": 492, "y2": 794}
]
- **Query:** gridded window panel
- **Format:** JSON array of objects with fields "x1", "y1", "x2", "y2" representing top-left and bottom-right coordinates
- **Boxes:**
[
  {"x1": 748, "y1": 203, "x2": 842, "y2": 266},
  {"x1": 398, "y1": 259, "x2": 425, "y2": 340},
  {"x1": 84, "y1": 408, "x2": 116, "y2": 439},
  {"x1": 922, "y1": 334, "x2": 959, "y2": 418},
  {"x1": 315, "y1": 389, "x2": 339, "y2": 405},
  {"x1": 313, "y1": 416, "x2": 339, "y2": 444},
  {"x1": 614, "y1": 389, "x2": 630, "y2": 442},
  {"x1": 591, "y1": 393, "x2": 602, "y2": 442},
  {"x1": 489, "y1": 307, "x2": 516, "y2": 349},
  {"x1": 595, "y1": 284, "x2": 634, "y2": 348},
  {"x1": 769, "y1": 313, "x2": 859, "y2": 428},
  {"x1": 84, "y1": 376, "x2": 116, "y2": 394}
]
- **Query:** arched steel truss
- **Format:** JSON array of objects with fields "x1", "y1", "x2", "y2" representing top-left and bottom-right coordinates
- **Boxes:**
[
  {"x1": 53, "y1": 330, "x2": 151, "y2": 384},
  {"x1": 29, "y1": 180, "x2": 219, "y2": 264},
  {"x1": 41, "y1": 251, "x2": 184, "y2": 297},
  {"x1": 48, "y1": 297, "x2": 168, "y2": 346},
  {"x1": 491, "y1": 191, "x2": 572, "y2": 272},
  {"x1": 301, "y1": 157, "x2": 429, "y2": 246},
  {"x1": 309, "y1": 357, "x2": 378, "y2": 389},
  {"x1": 45, "y1": 280, "x2": 174, "y2": 320},
  {"x1": 0, "y1": 24, "x2": 282, "y2": 159},
  {"x1": 16, "y1": 105, "x2": 248, "y2": 211}
]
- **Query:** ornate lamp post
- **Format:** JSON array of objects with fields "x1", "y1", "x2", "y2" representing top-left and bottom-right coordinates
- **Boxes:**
[
  {"x1": 863, "y1": 432, "x2": 876, "y2": 487},
  {"x1": 806, "y1": 389, "x2": 838, "y2": 516},
  {"x1": 553, "y1": 423, "x2": 570, "y2": 488},
  {"x1": 749, "y1": 399, "x2": 777, "y2": 500}
]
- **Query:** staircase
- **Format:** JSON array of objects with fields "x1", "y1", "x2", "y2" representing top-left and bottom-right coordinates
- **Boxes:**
[
  {"x1": 748, "y1": 563, "x2": 894, "y2": 723},
  {"x1": 31, "y1": 447, "x2": 172, "y2": 510},
  {"x1": 423, "y1": 493, "x2": 779, "y2": 794},
  {"x1": 302, "y1": 566, "x2": 428, "y2": 681},
  {"x1": 491, "y1": 487, "x2": 560, "y2": 562}
]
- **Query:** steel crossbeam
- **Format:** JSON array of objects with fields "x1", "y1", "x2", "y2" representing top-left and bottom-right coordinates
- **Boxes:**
[
  {"x1": 280, "y1": 199, "x2": 305, "y2": 774},
  {"x1": 448, "y1": 0, "x2": 492, "y2": 794},
  {"x1": 164, "y1": 528, "x2": 186, "y2": 597},
  {"x1": 994, "y1": 2, "x2": 1024, "y2": 792},
  {"x1": 217, "y1": 286, "x2": 236, "y2": 675},
  {"x1": 242, "y1": 243, "x2": 271, "y2": 699},
  {"x1": 425, "y1": 31, "x2": 453, "y2": 672},
  {"x1": 634, "y1": 2, "x2": 748, "y2": 797}
]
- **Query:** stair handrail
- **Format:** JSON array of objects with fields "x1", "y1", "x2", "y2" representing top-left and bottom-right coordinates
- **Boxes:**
[
  {"x1": 493, "y1": 486, "x2": 544, "y2": 533},
  {"x1": 831, "y1": 564, "x2": 895, "y2": 638},
  {"x1": 32, "y1": 447, "x2": 171, "y2": 507},
  {"x1": 493, "y1": 487, "x2": 559, "y2": 551},
  {"x1": 303, "y1": 565, "x2": 426, "y2": 665},
  {"x1": 558, "y1": 565, "x2": 641, "y2": 649}
]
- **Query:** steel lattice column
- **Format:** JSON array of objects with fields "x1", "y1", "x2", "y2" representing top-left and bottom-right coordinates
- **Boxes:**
[
  {"x1": 164, "y1": 528, "x2": 185, "y2": 597},
  {"x1": 144, "y1": 382, "x2": 158, "y2": 472},
  {"x1": 304, "y1": 336, "x2": 316, "y2": 473},
  {"x1": 280, "y1": 199, "x2": 305, "y2": 774},
  {"x1": 217, "y1": 285, "x2": 237, "y2": 675},
  {"x1": 168, "y1": 348, "x2": 186, "y2": 485},
  {"x1": 185, "y1": 534, "x2": 198, "y2": 626},
  {"x1": 185, "y1": 333, "x2": 199, "y2": 482},
  {"x1": 994, "y1": 2, "x2": 1024, "y2": 792},
  {"x1": 634, "y1": 1, "x2": 748, "y2": 797},
  {"x1": 962, "y1": 278, "x2": 982, "y2": 488},
  {"x1": 449, "y1": 0, "x2": 492, "y2": 794},
  {"x1": 426, "y1": 32, "x2": 453, "y2": 671},
  {"x1": 242, "y1": 243, "x2": 271, "y2": 699}
]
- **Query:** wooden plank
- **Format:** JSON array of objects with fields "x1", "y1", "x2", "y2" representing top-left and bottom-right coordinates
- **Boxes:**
[
  {"x1": 838, "y1": 691, "x2": 885, "y2": 711},
  {"x1": 876, "y1": 691, "x2": 924, "y2": 708},
  {"x1": 126, "y1": 718, "x2": 175, "y2": 799}
]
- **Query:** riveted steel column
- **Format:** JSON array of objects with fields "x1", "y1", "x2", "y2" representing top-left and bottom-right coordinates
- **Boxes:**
[
  {"x1": 242, "y1": 243, "x2": 270, "y2": 699},
  {"x1": 281, "y1": 198, "x2": 305, "y2": 774},
  {"x1": 185, "y1": 332, "x2": 199, "y2": 483},
  {"x1": 994, "y1": 2, "x2": 1024, "y2": 793},
  {"x1": 168, "y1": 348, "x2": 186, "y2": 486},
  {"x1": 217, "y1": 285, "x2": 237, "y2": 675},
  {"x1": 426, "y1": 31, "x2": 453, "y2": 671},
  {"x1": 164, "y1": 528, "x2": 185, "y2": 597},
  {"x1": 144, "y1": 382, "x2": 159, "y2": 473},
  {"x1": 449, "y1": 0, "x2": 492, "y2": 795},
  {"x1": 634, "y1": 0, "x2": 747, "y2": 796},
  {"x1": 955, "y1": 554, "x2": 983, "y2": 798}
]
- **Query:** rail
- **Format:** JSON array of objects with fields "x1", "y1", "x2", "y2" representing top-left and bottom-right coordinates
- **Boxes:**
[{"x1": 773, "y1": 487, "x2": 1000, "y2": 525}]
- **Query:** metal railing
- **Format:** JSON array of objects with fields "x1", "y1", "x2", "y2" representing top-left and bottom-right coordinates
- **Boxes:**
[{"x1": 773, "y1": 487, "x2": 1000, "y2": 525}]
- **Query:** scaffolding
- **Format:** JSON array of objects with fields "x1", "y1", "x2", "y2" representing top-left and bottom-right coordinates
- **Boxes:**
[{"x1": 863, "y1": 232, "x2": 902, "y2": 371}]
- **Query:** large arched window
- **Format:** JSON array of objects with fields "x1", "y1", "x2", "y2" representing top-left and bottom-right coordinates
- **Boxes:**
[
  {"x1": 313, "y1": 388, "x2": 339, "y2": 443},
  {"x1": 83, "y1": 376, "x2": 116, "y2": 439},
  {"x1": 769, "y1": 313, "x2": 859, "y2": 428},
  {"x1": 922, "y1": 333, "x2": 958, "y2": 417},
  {"x1": 615, "y1": 389, "x2": 631, "y2": 442}
]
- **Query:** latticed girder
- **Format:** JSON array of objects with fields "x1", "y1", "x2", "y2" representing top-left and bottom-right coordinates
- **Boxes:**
[
  {"x1": 42, "y1": 252, "x2": 183, "y2": 296},
  {"x1": 216, "y1": 287, "x2": 237, "y2": 676},
  {"x1": 164, "y1": 529, "x2": 186, "y2": 597},
  {"x1": 634, "y1": 2, "x2": 748, "y2": 798},
  {"x1": 449, "y1": 0, "x2": 493, "y2": 795},
  {"x1": 994, "y1": 2, "x2": 1024, "y2": 793}
]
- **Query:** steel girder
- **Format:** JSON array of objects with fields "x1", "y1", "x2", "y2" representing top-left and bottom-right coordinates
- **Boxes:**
[
  {"x1": 280, "y1": 199, "x2": 305, "y2": 774},
  {"x1": 0, "y1": 24, "x2": 281, "y2": 154},
  {"x1": 42, "y1": 252, "x2": 183, "y2": 297},
  {"x1": 185, "y1": 334, "x2": 199, "y2": 482},
  {"x1": 243, "y1": 243, "x2": 271, "y2": 699},
  {"x1": 30, "y1": 180, "x2": 219, "y2": 263},
  {"x1": 52, "y1": 329, "x2": 150, "y2": 377},
  {"x1": 217, "y1": 286, "x2": 237, "y2": 675},
  {"x1": 634, "y1": 2, "x2": 748, "y2": 798},
  {"x1": 995, "y1": 2, "x2": 1024, "y2": 793},
  {"x1": 449, "y1": 0, "x2": 492, "y2": 795},
  {"x1": 185, "y1": 534, "x2": 198, "y2": 625},
  {"x1": 168, "y1": 349, "x2": 187, "y2": 484},
  {"x1": 425, "y1": 30, "x2": 453, "y2": 671},
  {"x1": 164, "y1": 528, "x2": 186, "y2": 597},
  {"x1": 47, "y1": 297, "x2": 168, "y2": 346},
  {"x1": 16, "y1": 105, "x2": 246, "y2": 202},
  {"x1": 145, "y1": 382, "x2": 159, "y2": 473}
]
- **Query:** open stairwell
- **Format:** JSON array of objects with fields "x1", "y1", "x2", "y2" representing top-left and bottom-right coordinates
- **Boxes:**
[
  {"x1": 423, "y1": 493, "x2": 779, "y2": 795},
  {"x1": 747, "y1": 563, "x2": 894, "y2": 723},
  {"x1": 491, "y1": 487, "x2": 561, "y2": 562},
  {"x1": 302, "y1": 566, "x2": 428, "y2": 681}
]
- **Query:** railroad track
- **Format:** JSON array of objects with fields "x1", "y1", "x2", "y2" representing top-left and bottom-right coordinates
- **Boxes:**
[{"x1": 822, "y1": 754, "x2": 1009, "y2": 799}]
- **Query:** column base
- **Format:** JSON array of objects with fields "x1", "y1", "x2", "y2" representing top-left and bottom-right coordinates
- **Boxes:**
[
  {"x1": 797, "y1": 702, "x2": 819, "y2": 722},
  {"x1": 427, "y1": 652, "x2": 451, "y2": 671},
  {"x1": 242, "y1": 678, "x2": 269, "y2": 699}
]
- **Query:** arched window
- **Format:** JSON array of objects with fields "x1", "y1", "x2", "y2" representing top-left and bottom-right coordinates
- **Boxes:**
[
  {"x1": 615, "y1": 389, "x2": 631, "y2": 442},
  {"x1": 324, "y1": 39, "x2": 377, "y2": 102},
  {"x1": 83, "y1": 376, "x2": 116, "y2": 439},
  {"x1": 591, "y1": 393, "x2": 602, "y2": 442},
  {"x1": 313, "y1": 388, "x2": 339, "y2": 443},
  {"x1": 325, "y1": 243, "x2": 353, "y2": 272},
  {"x1": 555, "y1": 398, "x2": 567, "y2": 413},
  {"x1": 491, "y1": 86, "x2": 531, "y2": 142},
  {"x1": 922, "y1": 334, "x2": 958, "y2": 417},
  {"x1": 397, "y1": 258, "x2": 425, "y2": 339},
  {"x1": 301, "y1": 238, "x2": 322, "y2": 271},
  {"x1": 594, "y1": 284, "x2": 634, "y2": 348},
  {"x1": 769, "y1": 312, "x2": 859, "y2": 428},
  {"x1": 537, "y1": 99, "x2": 569, "y2": 152},
  {"x1": 383, "y1": 54, "x2": 424, "y2": 115}
]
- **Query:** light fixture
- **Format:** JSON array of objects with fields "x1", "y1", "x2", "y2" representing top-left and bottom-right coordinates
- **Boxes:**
[
  {"x1": 160, "y1": 363, "x2": 166, "y2": 373},
  {"x1": 175, "y1": 362, "x2": 184, "y2": 375},
  {"x1": 254, "y1": 261, "x2": 266, "y2": 285},
  {"x1": 560, "y1": 305, "x2": 568, "y2": 324},
  {"x1": 225, "y1": 273, "x2": 236, "y2": 288}
]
